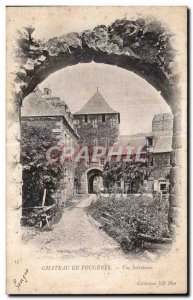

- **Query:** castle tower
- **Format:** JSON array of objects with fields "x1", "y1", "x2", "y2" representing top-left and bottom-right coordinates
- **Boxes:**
[
  {"x1": 73, "y1": 89, "x2": 120, "y2": 147},
  {"x1": 152, "y1": 113, "x2": 173, "y2": 136}
]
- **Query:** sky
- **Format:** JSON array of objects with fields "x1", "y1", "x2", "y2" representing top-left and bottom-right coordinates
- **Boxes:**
[{"x1": 39, "y1": 62, "x2": 171, "y2": 136}]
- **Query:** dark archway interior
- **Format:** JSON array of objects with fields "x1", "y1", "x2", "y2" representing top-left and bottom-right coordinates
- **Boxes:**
[{"x1": 87, "y1": 169, "x2": 103, "y2": 194}]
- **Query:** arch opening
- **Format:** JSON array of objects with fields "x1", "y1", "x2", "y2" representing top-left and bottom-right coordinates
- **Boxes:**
[
  {"x1": 37, "y1": 62, "x2": 172, "y2": 136},
  {"x1": 13, "y1": 17, "x2": 182, "y2": 235},
  {"x1": 87, "y1": 169, "x2": 103, "y2": 194}
]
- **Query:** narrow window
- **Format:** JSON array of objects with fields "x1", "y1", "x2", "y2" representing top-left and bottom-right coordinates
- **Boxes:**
[
  {"x1": 113, "y1": 119, "x2": 117, "y2": 126},
  {"x1": 102, "y1": 114, "x2": 106, "y2": 122},
  {"x1": 159, "y1": 181, "x2": 168, "y2": 194},
  {"x1": 147, "y1": 137, "x2": 153, "y2": 146},
  {"x1": 92, "y1": 119, "x2": 98, "y2": 128},
  {"x1": 84, "y1": 115, "x2": 88, "y2": 123},
  {"x1": 100, "y1": 158, "x2": 105, "y2": 165}
]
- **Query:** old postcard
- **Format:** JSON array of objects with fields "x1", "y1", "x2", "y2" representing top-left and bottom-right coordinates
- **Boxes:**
[{"x1": 6, "y1": 6, "x2": 187, "y2": 294}]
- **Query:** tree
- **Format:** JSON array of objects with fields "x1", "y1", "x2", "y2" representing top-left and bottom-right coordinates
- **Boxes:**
[{"x1": 103, "y1": 160, "x2": 151, "y2": 194}]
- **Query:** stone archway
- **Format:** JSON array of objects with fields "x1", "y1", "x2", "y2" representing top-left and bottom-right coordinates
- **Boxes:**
[
  {"x1": 16, "y1": 19, "x2": 179, "y2": 107},
  {"x1": 87, "y1": 169, "x2": 103, "y2": 194},
  {"x1": 11, "y1": 17, "x2": 184, "y2": 235}
]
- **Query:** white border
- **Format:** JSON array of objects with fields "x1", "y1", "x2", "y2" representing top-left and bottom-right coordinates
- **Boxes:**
[{"x1": 1, "y1": 1, "x2": 191, "y2": 299}]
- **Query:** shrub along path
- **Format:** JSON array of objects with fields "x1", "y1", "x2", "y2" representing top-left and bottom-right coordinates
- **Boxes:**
[{"x1": 87, "y1": 193, "x2": 170, "y2": 253}]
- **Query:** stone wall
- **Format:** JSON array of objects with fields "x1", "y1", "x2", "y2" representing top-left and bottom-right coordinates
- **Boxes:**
[
  {"x1": 74, "y1": 113, "x2": 119, "y2": 147},
  {"x1": 152, "y1": 113, "x2": 173, "y2": 136},
  {"x1": 75, "y1": 162, "x2": 104, "y2": 194},
  {"x1": 74, "y1": 113, "x2": 119, "y2": 193},
  {"x1": 150, "y1": 152, "x2": 171, "y2": 180},
  {"x1": 169, "y1": 112, "x2": 184, "y2": 236},
  {"x1": 21, "y1": 116, "x2": 62, "y2": 145},
  {"x1": 21, "y1": 116, "x2": 78, "y2": 210}
]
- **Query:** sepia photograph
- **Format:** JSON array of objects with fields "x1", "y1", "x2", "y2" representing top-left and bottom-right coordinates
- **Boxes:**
[{"x1": 6, "y1": 5, "x2": 187, "y2": 294}]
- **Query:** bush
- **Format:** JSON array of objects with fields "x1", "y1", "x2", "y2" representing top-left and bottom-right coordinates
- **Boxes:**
[{"x1": 87, "y1": 194, "x2": 170, "y2": 251}]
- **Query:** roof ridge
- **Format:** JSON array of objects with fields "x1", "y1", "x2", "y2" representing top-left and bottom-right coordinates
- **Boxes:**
[{"x1": 74, "y1": 91, "x2": 119, "y2": 115}]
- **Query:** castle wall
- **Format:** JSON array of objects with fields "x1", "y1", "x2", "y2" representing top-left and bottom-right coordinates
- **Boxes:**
[
  {"x1": 151, "y1": 152, "x2": 171, "y2": 179},
  {"x1": 74, "y1": 113, "x2": 119, "y2": 193},
  {"x1": 74, "y1": 113, "x2": 119, "y2": 147},
  {"x1": 152, "y1": 113, "x2": 173, "y2": 136}
]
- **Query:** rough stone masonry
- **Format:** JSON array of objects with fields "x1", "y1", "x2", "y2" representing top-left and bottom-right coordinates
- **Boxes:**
[{"x1": 12, "y1": 17, "x2": 185, "y2": 236}]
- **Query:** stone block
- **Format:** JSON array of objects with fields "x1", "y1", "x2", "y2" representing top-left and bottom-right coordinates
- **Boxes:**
[
  {"x1": 170, "y1": 166, "x2": 182, "y2": 184},
  {"x1": 170, "y1": 194, "x2": 181, "y2": 207},
  {"x1": 170, "y1": 182, "x2": 183, "y2": 195},
  {"x1": 173, "y1": 113, "x2": 182, "y2": 133},
  {"x1": 169, "y1": 206, "x2": 180, "y2": 226},
  {"x1": 171, "y1": 148, "x2": 183, "y2": 166},
  {"x1": 172, "y1": 135, "x2": 182, "y2": 149},
  {"x1": 169, "y1": 223, "x2": 179, "y2": 237}
]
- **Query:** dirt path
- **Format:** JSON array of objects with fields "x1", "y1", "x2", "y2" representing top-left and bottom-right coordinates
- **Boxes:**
[{"x1": 23, "y1": 195, "x2": 125, "y2": 259}]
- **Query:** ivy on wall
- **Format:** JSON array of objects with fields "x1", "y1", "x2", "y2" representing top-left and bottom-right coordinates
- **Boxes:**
[{"x1": 21, "y1": 119, "x2": 64, "y2": 208}]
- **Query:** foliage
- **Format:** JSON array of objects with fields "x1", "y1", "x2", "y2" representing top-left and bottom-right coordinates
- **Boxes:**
[
  {"x1": 87, "y1": 194, "x2": 170, "y2": 251},
  {"x1": 103, "y1": 161, "x2": 151, "y2": 193},
  {"x1": 21, "y1": 121, "x2": 64, "y2": 207}
]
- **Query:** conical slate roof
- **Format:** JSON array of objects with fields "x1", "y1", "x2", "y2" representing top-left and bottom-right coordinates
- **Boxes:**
[{"x1": 74, "y1": 91, "x2": 118, "y2": 115}]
